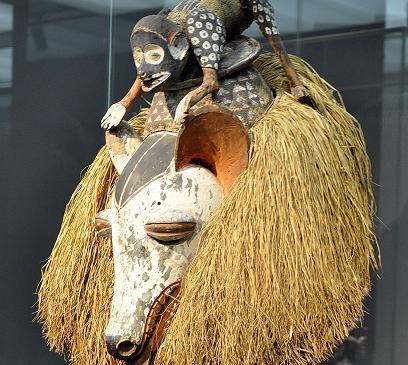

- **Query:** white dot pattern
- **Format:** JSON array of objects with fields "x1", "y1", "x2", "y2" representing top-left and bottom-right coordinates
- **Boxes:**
[
  {"x1": 185, "y1": 7, "x2": 226, "y2": 69},
  {"x1": 203, "y1": 41, "x2": 211, "y2": 49},
  {"x1": 250, "y1": 0, "x2": 280, "y2": 36},
  {"x1": 201, "y1": 56, "x2": 208, "y2": 64},
  {"x1": 200, "y1": 30, "x2": 209, "y2": 38}
]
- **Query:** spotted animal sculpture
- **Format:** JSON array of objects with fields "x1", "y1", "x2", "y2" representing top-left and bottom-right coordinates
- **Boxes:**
[{"x1": 101, "y1": 0, "x2": 313, "y2": 131}]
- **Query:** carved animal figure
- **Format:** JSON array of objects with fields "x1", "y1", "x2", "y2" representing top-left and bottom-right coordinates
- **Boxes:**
[{"x1": 101, "y1": 0, "x2": 311, "y2": 130}]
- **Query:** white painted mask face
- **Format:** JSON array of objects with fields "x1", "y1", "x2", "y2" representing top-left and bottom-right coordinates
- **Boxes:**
[{"x1": 104, "y1": 132, "x2": 224, "y2": 360}]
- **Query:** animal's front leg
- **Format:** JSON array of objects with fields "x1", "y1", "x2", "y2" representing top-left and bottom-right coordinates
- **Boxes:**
[
  {"x1": 175, "y1": 68, "x2": 219, "y2": 124},
  {"x1": 101, "y1": 78, "x2": 144, "y2": 130}
]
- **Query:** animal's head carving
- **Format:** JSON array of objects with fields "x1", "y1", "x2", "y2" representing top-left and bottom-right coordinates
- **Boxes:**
[
  {"x1": 131, "y1": 15, "x2": 190, "y2": 92},
  {"x1": 102, "y1": 107, "x2": 249, "y2": 363}
]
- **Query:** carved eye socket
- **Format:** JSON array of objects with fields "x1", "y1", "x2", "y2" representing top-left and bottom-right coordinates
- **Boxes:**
[
  {"x1": 144, "y1": 44, "x2": 165, "y2": 65},
  {"x1": 133, "y1": 48, "x2": 143, "y2": 67},
  {"x1": 144, "y1": 222, "x2": 196, "y2": 244}
]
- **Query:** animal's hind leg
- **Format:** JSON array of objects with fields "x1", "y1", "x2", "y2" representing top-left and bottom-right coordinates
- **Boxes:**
[
  {"x1": 249, "y1": 0, "x2": 314, "y2": 105},
  {"x1": 186, "y1": 6, "x2": 226, "y2": 71},
  {"x1": 174, "y1": 7, "x2": 226, "y2": 124},
  {"x1": 249, "y1": 0, "x2": 280, "y2": 38}
]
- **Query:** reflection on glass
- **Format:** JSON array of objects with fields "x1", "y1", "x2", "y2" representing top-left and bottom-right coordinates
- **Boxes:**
[
  {"x1": 384, "y1": 32, "x2": 404, "y2": 83},
  {"x1": 386, "y1": 0, "x2": 408, "y2": 28},
  {"x1": 0, "y1": 2, "x2": 13, "y2": 90},
  {"x1": 301, "y1": 0, "x2": 384, "y2": 33},
  {"x1": 27, "y1": 0, "x2": 111, "y2": 61},
  {"x1": 0, "y1": 48, "x2": 12, "y2": 88},
  {"x1": 0, "y1": 2, "x2": 13, "y2": 32}
]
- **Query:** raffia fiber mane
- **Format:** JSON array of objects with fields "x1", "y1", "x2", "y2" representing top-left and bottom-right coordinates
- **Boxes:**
[{"x1": 37, "y1": 53, "x2": 378, "y2": 365}]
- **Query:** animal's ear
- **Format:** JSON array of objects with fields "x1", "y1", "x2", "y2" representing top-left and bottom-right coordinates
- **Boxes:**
[
  {"x1": 95, "y1": 209, "x2": 112, "y2": 238},
  {"x1": 168, "y1": 32, "x2": 189, "y2": 60},
  {"x1": 106, "y1": 120, "x2": 142, "y2": 174},
  {"x1": 175, "y1": 105, "x2": 250, "y2": 193}
]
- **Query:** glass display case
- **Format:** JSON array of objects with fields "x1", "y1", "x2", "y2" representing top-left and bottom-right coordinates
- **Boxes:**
[{"x1": 2, "y1": 1, "x2": 407, "y2": 364}]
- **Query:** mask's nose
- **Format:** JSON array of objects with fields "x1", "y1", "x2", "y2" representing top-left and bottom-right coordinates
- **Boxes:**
[
  {"x1": 137, "y1": 70, "x2": 147, "y2": 79},
  {"x1": 105, "y1": 335, "x2": 140, "y2": 360}
]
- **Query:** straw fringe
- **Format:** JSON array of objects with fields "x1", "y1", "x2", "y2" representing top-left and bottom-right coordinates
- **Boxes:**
[
  {"x1": 156, "y1": 55, "x2": 377, "y2": 364},
  {"x1": 37, "y1": 54, "x2": 378, "y2": 365}
]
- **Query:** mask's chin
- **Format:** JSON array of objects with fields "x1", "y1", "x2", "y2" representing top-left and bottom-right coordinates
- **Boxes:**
[{"x1": 141, "y1": 72, "x2": 171, "y2": 92}]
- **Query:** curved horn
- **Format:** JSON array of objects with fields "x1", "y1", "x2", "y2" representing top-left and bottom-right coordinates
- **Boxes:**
[{"x1": 106, "y1": 121, "x2": 142, "y2": 174}]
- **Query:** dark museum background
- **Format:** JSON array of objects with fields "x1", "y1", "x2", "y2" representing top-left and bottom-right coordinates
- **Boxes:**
[{"x1": 1, "y1": 0, "x2": 407, "y2": 364}]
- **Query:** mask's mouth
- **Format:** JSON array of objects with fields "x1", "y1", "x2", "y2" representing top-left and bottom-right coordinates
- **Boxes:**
[
  {"x1": 106, "y1": 282, "x2": 180, "y2": 364},
  {"x1": 141, "y1": 72, "x2": 171, "y2": 92}
]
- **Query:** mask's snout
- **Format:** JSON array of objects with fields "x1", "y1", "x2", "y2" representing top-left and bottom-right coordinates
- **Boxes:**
[{"x1": 105, "y1": 335, "x2": 140, "y2": 360}]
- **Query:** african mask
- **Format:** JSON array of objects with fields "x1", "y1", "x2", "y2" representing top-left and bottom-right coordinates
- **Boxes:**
[
  {"x1": 100, "y1": 107, "x2": 249, "y2": 363},
  {"x1": 131, "y1": 15, "x2": 190, "y2": 92}
]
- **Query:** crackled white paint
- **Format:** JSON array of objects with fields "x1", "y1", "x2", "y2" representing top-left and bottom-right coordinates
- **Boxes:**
[{"x1": 105, "y1": 162, "x2": 223, "y2": 345}]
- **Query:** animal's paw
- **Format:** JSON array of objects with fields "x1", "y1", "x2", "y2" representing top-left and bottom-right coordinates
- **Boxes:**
[
  {"x1": 101, "y1": 103, "x2": 127, "y2": 130},
  {"x1": 291, "y1": 85, "x2": 317, "y2": 109},
  {"x1": 174, "y1": 93, "x2": 193, "y2": 125},
  {"x1": 291, "y1": 85, "x2": 309, "y2": 100}
]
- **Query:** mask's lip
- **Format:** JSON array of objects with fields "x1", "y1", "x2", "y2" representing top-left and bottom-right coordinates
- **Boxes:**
[
  {"x1": 126, "y1": 282, "x2": 181, "y2": 364},
  {"x1": 141, "y1": 72, "x2": 171, "y2": 92}
]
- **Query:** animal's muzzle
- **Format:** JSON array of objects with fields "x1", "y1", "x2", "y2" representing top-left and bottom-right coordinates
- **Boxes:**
[
  {"x1": 105, "y1": 282, "x2": 181, "y2": 362},
  {"x1": 105, "y1": 335, "x2": 140, "y2": 360}
]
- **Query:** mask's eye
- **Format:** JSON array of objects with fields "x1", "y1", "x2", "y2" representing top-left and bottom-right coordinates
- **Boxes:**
[
  {"x1": 133, "y1": 48, "x2": 143, "y2": 67},
  {"x1": 144, "y1": 44, "x2": 165, "y2": 65},
  {"x1": 144, "y1": 222, "x2": 196, "y2": 244}
]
